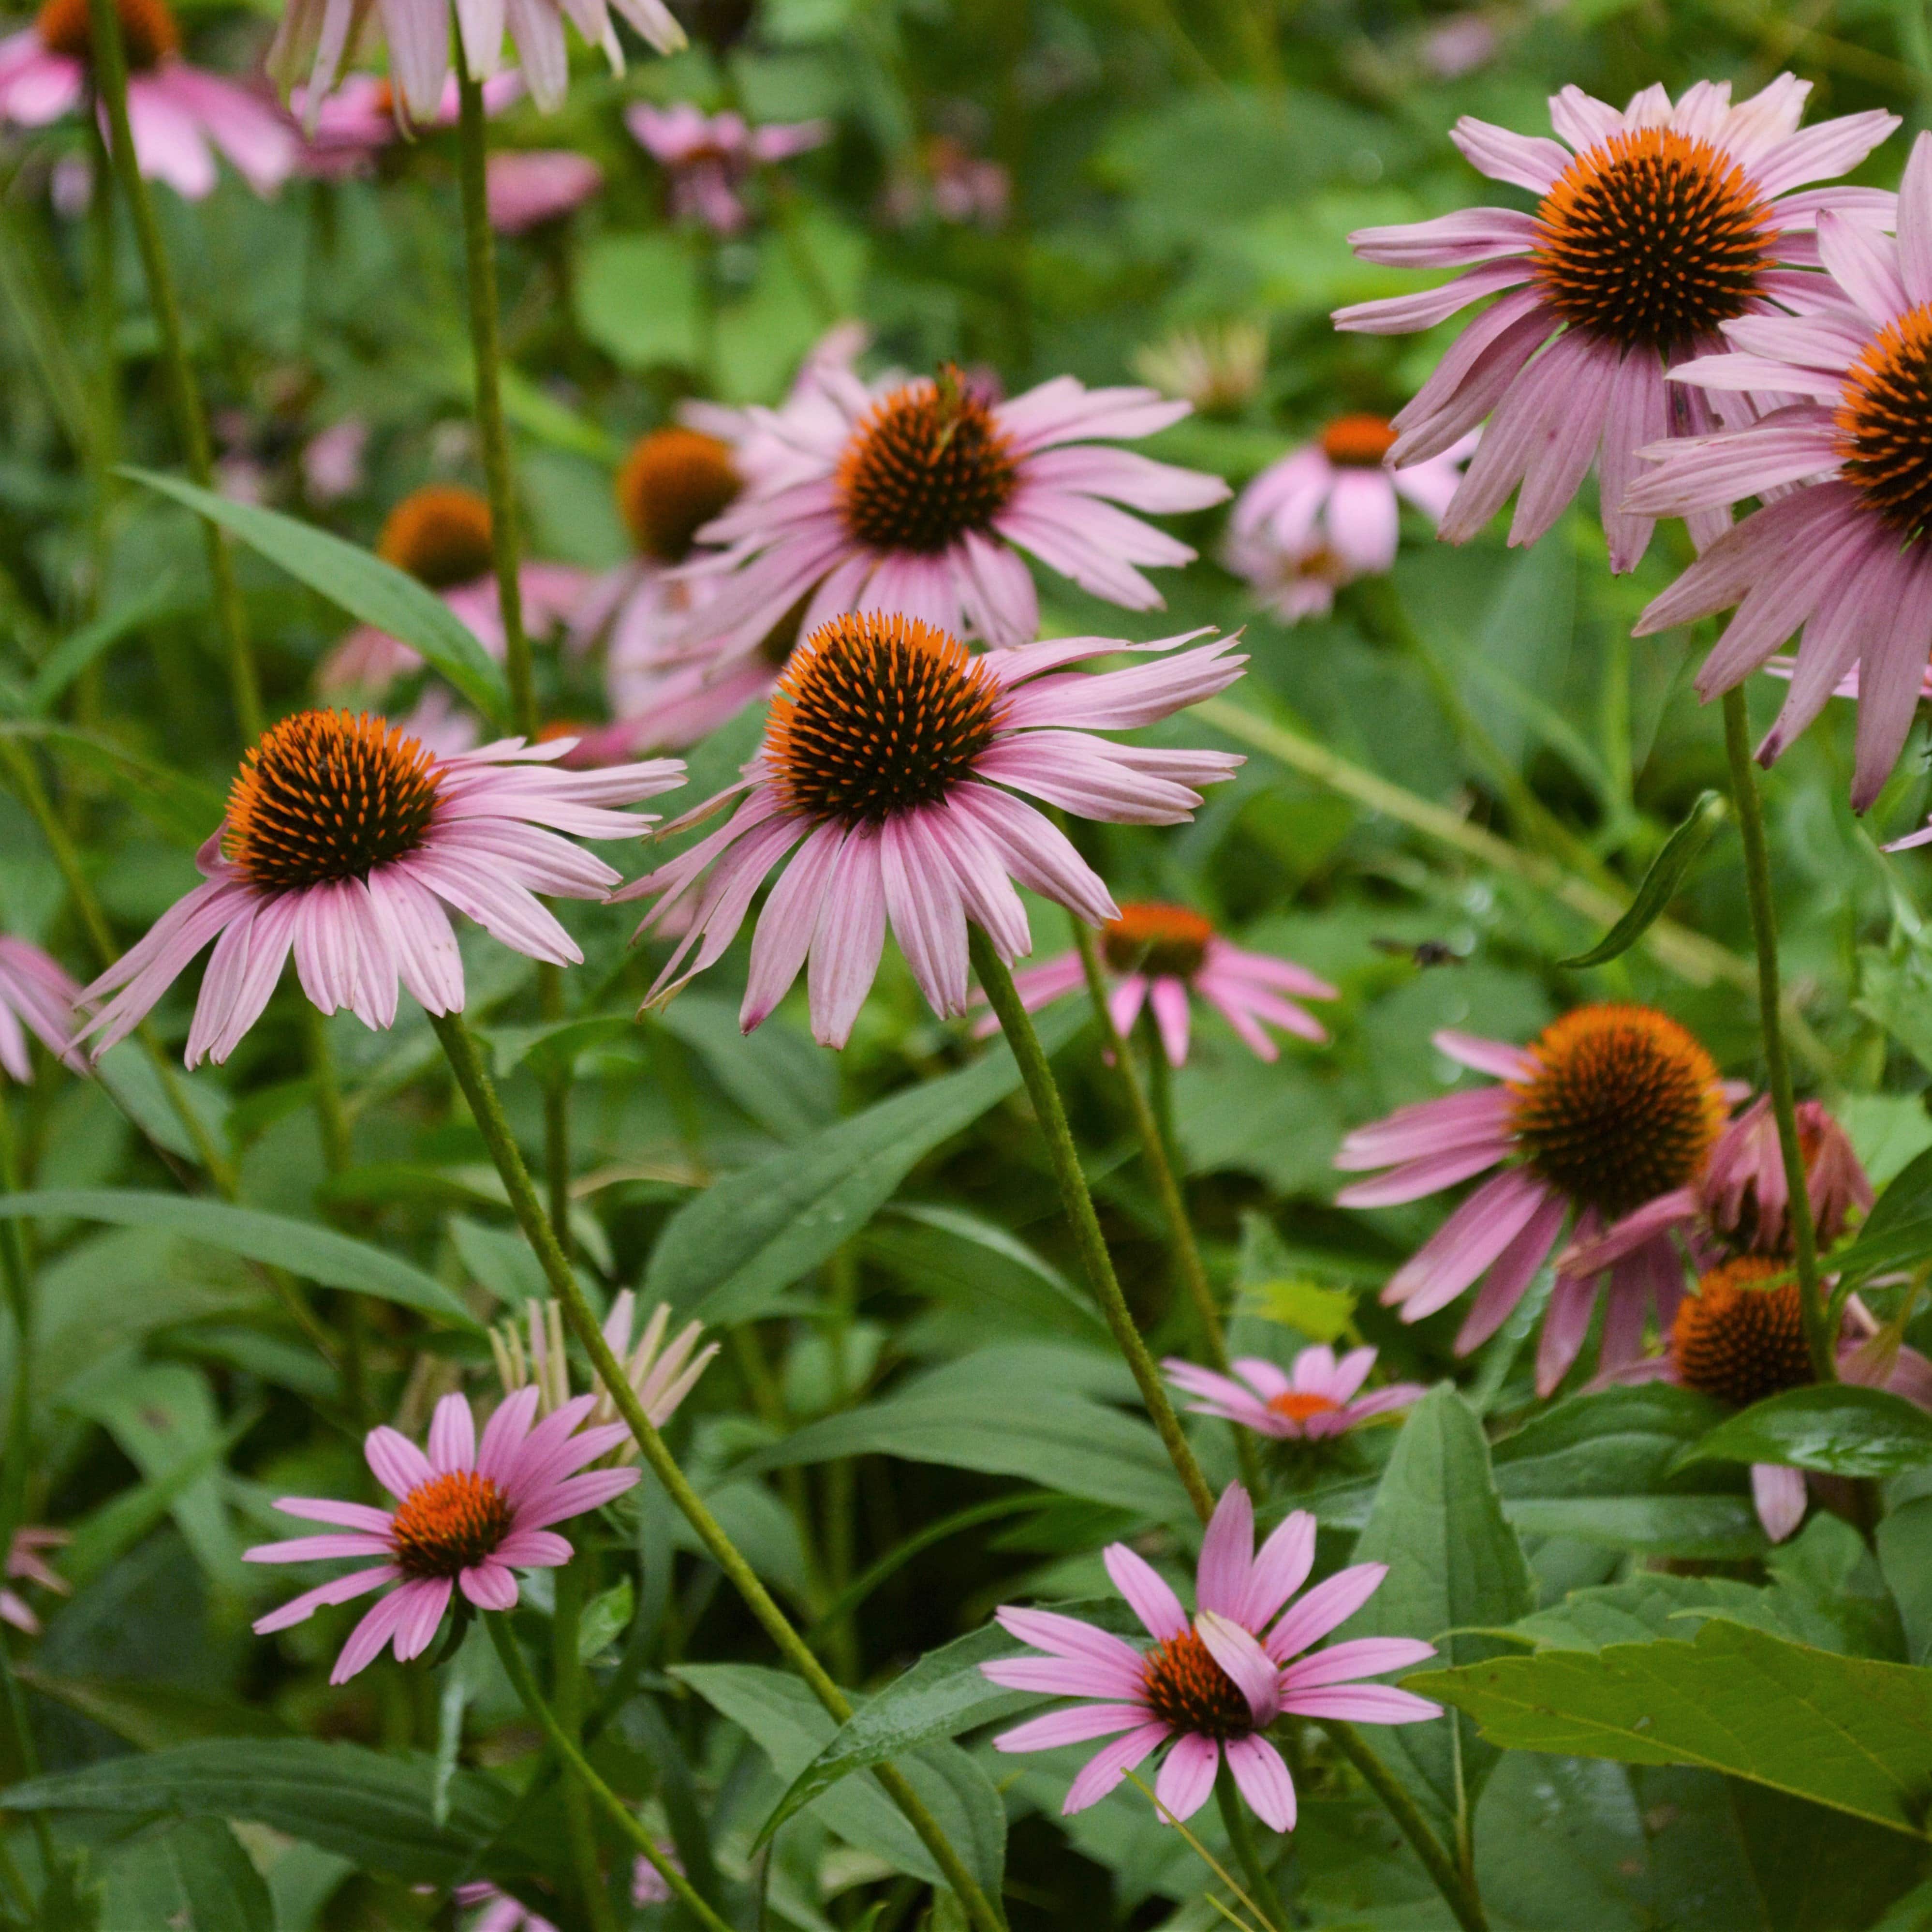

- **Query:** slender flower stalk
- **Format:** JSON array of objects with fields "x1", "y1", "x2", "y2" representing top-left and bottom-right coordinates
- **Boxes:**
[
  {"x1": 425, "y1": 1009, "x2": 1010, "y2": 1932},
  {"x1": 971, "y1": 928, "x2": 1216, "y2": 1523},
  {"x1": 551, "y1": 1560, "x2": 618, "y2": 1932},
  {"x1": 1721, "y1": 688, "x2": 1830, "y2": 1380},
  {"x1": 1216, "y1": 1767, "x2": 1292, "y2": 1932},
  {"x1": 84, "y1": 0, "x2": 261, "y2": 740}
]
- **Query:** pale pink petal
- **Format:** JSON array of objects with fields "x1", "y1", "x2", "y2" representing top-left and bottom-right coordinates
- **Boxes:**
[
  {"x1": 1152, "y1": 1732, "x2": 1220, "y2": 1823},
  {"x1": 1224, "y1": 1734, "x2": 1297, "y2": 1833}
]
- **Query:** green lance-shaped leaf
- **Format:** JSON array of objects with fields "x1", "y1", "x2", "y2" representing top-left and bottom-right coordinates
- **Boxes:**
[
  {"x1": 1826, "y1": 1142, "x2": 1932, "y2": 1284},
  {"x1": 1674, "y1": 1383, "x2": 1932, "y2": 1480},
  {"x1": 1558, "y1": 788, "x2": 1726, "y2": 968},
  {"x1": 119, "y1": 467, "x2": 510, "y2": 726},
  {"x1": 1407, "y1": 1617, "x2": 1932, "y2": 1838},
  {"x1": 0, "y1": 1190, "x2": 480, "y2": 1330}
]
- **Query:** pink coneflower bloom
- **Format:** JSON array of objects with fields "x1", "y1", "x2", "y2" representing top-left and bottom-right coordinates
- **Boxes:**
[
  {"x1": 319, "y1": 485, "x2": 591, "y2": 699},
  {"x1": 246, "y1": 1389, "x2": 640, "y2": 1683},
  {"x1": 487, "y1": 149, "x2": 602, "y2": 231},
  {"x1": 1630, "y1": 133, "x2": 1932, "y2": 808},
  {"x1": 454, "y1": 1882, "x2": 559, "y2": 1932},
  {"x1": 981, "y1": 1484, "x2": 1438, "y2": 1830},
  {"x1": 74, "y1": 709, "x2": 682, "y2": 1067},
  {"x1": 269, "y1": 0, "x2": 681, "y2": 126},
  {"x1": 616, "y1": 612, "x2": 1243, "y2": 1048},
  {"x1": 302, "y1": 416, "x2": 369, "y2": 503},
  {"x1": 1164, "y1": 1345, "x2": 1426, "y2": 1442},
  {"x1": 0, "y1": 936, "x2": 79, "y2": 1081},
  {"x1": 0, "y1": 0, "x2": 297, "y2": 200},
  {"x1": 1335, "y1": 1004, "x2": 1733, "y2": 1395},
  {"x1": 627, "y1": 101, "x2": 828, "y2": 234},
  {"x1": 1565, "y1": 1095, "x2": 1871, "y2": 1283},
  {"x1": 1222, "y1": 522, "x2": 1357, "y2": 625},
  {"x1": 976, "y1": 901, "x2": 1335, "y2": 1063},
  {"x1": 675, "y1": 363, "x2": 1230, "y2": 659},
  {"x1": 292, "y1": 71, "x2": 522, "y2": 177},
  {"x1": 0, "y1": 1527, "x2": 70, "y2": 1635},
  {"x1": 1333, "y1": 77, "x2": 1898, "y2": 572},
  {"x1": 1226, "y1": 417, "x2": 1475, "y2": 610}
]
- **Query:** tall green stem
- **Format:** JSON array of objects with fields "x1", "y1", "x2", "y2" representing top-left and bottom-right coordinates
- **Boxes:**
[
  {"x1": 552, "y1": 1561, "x2": 619, "y2": 1932},
  {"x1": 969, "y1": 929, "x2": 1216, "y2": 1523},
  {"x1": 486, "y1": 1612, "x2": 731, "y2": 1932},
  {"x1": 1719, "y1": 688, "x2": 1831, "y2": 1379},
  {"x1": 1213, "y1": 1767, "x2": 1291, "y2": 1932},
  {"x1": 427, "y1": 1010, "x2": 1008, "y2": 1932},
  {"x1": 85, "y1": 0, "x2": 261, "y2": 741},
  {"x1": 0, "y1": 1098, "x2": 34, "y2": 1588}
]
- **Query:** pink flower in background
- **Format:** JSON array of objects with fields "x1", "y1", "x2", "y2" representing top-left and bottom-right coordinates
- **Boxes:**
[
  {"x1": 675, "y1": 364, "x2": 1230, "y2": 660},
  {"x1": 982, "y1": 1484, "x2": 1438, "y2": 1830},
  {"x1": 271, "y1": 0, "x2": 682, "y2": 123},
  {"x1": 246, "y1": 1389, "x2": 640, "y2": 1684},
  {"x1": 1629, "y1": 131, "x2": 1932, "y2": 810},
  {"x1": 1224, "y1": 417, "x2": 1475, "y2": 622},
  {"x1": 0, "y1": 1528, "x2": 70, "y2": 1634},
  {"x1": 0, "y1": 0, "x2": 297, "y2": 200},
  {"x1": 1164, "y1": 1346, "x2": 1426, "y2": 1442},
  {"x1": 0, "y1": 936, "x2": 80, "y2": 1080},
  {"x1": 627, "y1": 101, "x2": 828, "y2": 233},
  {"x1": 76, "y1": 710, "x2": 682, "y2": 1066},
  {"x1": 302, "y1": 417, "x2": 369, "y2": 503},
  {"x1": 1335, "y1": 1005, "x2": 1733, "y2": 1394},
  {"x1": 291, "y1": 72, "x2": 522, "y2": 175},
  {"x1": 977, "y1": 900, "x2": 1335, "y2": 1062},
  {"x1": 616, "y1": 613, "x2": 1243, "y2": 1048},
  {"x1": 454, "y1": 1883, "x2": 559, "y2": 1932},
  {"x1": 487, "y1": 149, "x2": 602, "y2": 231},
  {"x1": 1334, "y1": 77, "x2": 1897, "y2": 570}
]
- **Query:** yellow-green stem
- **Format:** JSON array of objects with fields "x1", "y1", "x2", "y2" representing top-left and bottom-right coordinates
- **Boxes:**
[
  {"x1": 427, "y1": 1009, "x2": 1008, "y2": 1932},
  {"x1": 552, "y1": 1560, "x2": 619, "y2": 1932},
  {"x1": 1213, "y1": 1765, "x2": 1291, "y2": 1932}
]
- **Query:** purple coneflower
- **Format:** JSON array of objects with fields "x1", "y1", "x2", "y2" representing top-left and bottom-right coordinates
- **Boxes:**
[
  {"x1": 486, "y1": 149, "x2": 602, "y2": 232},
  {"x1": 981, "y1": 1484, "x2": 1438, "y2": 1830},
  {"x1": 616, "y1": 612, "x2": 1243, "y2": 1048},
  {"x1": 1224, "y1": 416, "x2": 1475, "y2": 622},
  {"x1": 675, "y1": 363, "x2": 1229, "y2": 658},
  {"x1": 247, "y1": 1390, "x2": 640, "y2": 1683},
  {"x1": 1628, "y1": 131, "x2": 1932, "y2": 809},
  {"x1": 1334, "y1": 77, "x2": 1897, "y2": 571},
  {"x1": 628, "y1": 101, "x2": 829, "y2": 234},
  {"x1": 1335, "y1": 1004, "x2": 1734, "y2": 1394},
  {"x1": 0, "y1": 936, "x2": 79, "y2": 1081},
  {"x1": 75, "y1": 709, "x2": 681, "y2": 1066},
  {"x1": 0, "y1": 1527, "x2": 70, "y2": 1634},
  {"x1": 977, "y1": 901, "x2": 1335, "y2": 1063},
  {"x1": 0, "y1": 0, "x2": 296, "y2": 199},
  {"x1": 1164, "y1": 1345, "x2": 1426, "y2": 1443}
]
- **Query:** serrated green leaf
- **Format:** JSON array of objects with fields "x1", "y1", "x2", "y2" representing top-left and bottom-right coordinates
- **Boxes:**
[
  {"x1": 1558, "y1": 789, "x2": 1726, "y2": 968},
  {"x1": 1409, "y1": 1618, "x2": 1932, "y2": 1838},
  {"x1": 118, "y1": 467, "x2": 509, "y2": 725},
  {"x1": 1678, "y1": 1384, "x2": 1932, "y2": 1479}
]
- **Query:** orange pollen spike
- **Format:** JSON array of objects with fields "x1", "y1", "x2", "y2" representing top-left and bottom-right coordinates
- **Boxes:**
[
  {"x1": 1140, "y1": 1629, "x2": 1256, "y2": 1739},
  {"x1": 1320, "y1": 414, "x2": 1399, "y2": 467},
  {"x1": 617, "y1": 427, "x2": 740, "y2": 563},
  {"x1": 1836, "y1": 304, "x2": 1932, "y2": 541},
  {"x1": 1102, "y1": 902, "x2": 1215, "y2": 979},
  {"x1": 1266, "y1": 1390, "x2": 1342, "y2": 1423},
  {"x1": 377, "y1": 485, "x2": 496, "y2": 590},
  {"x1": 389, "y1": 1470, "x2": 513, "y2": 1580},
  {"x1": 836, "y1": 367, "x2": 1018, "y2": 555},
  {"x1": 1671, "y1": 1255, "x2": 1814, "y2": 1409},
  {"x1": 38, "y1": 0, "x2": 177, "y2": 68}
]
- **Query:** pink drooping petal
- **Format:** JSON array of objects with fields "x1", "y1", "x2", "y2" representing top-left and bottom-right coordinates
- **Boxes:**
[
  {"x1": 993, "y1": 1605, "x2": 1150, "y2": 1682},
  {"x1": 1103, "y1": 1546, "x2": 1189, "y2": 1644},
  {"x1": 1062, "y1": 1722, "x2": 1172, "y2": 1814},
  {"x1": 1385, "y1": 1170, "x2": 1559, "y2": 1322},
  {"x1": 1151, "y1": 1731, "x2": 1221, "y2": 1823},
  {"x1": 1195, "y1": 1485, "x2": 1256, "y2": 1620},
  {"x1": 1280, "y1": 1683, "x2": 1443, "y2": 1723},
  {"x1": 1282, "y1": 1636, "x2": 1437, "y2": 1689},
  {"x1": 1224, "y1": 1734, "x2": 1297, "y2": 1833},
  {"x1": 364, "y1": 1426, "x2": 434, "y2": 1501},
  {"x1": 993, "y1": 1703, "x2": 1152, "y2": 1753},
  {"x1": 1266, "y1": 1563, "x2": 1388, "y2": 1664},
  {"x1": 1195, "y1": 1612, "x2": 1282, "y2": 1724},
  {"x1": 1752, "y1": 1462, "x2": 1808, "y2": 1543}
]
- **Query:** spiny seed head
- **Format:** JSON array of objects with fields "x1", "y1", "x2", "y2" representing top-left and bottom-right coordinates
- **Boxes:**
[
  {"x1": 38, "y1": 0, "x2": 177, "y2": 67},
  {"x1": 1509, "y1": 1003, "x2": 1726, "y2": 1219},
  {"x1": 1141, "y1": 1629, "x2": 1255, "y2": 1739},
  {"x1": 836, "y1": 367, "x2": 1018, "y2": 555},
  {"x1": 388, "y1": 1470, "x2": 513, "y2": 1579},
  {"x1": 224, "y1": 710, "x2": 442, "y2": 892},
  {"x1": 1531, "y1": 129, "x2": 1774, "y2": 354},
  {"x1": 1321, "y1": 414, "x2": 1399, "y2": 467},
  {"x1": 1837, "y1": 306, "x2": 1932, "y2": 540},
  {"x1": 617, "y1": 427, "x2": 740, "y2": 563},
  {"x1": 1102, "y1": 902, "x2": 1214, "y2": 979},
  {"x1": 1671, "y1": 1256, "x2": 1812, "y2": 1408},
  {"x1": 377, "y1": 485, "x2": 496, "y2": 590},
  {"x1": 766, "y1": 613, "x2": 1003, "y2": 826}
]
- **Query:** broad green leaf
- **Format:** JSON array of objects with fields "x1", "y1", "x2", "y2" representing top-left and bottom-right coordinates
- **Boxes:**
[
  {"x1": 118, "y1": 468, "x2": 510, "y2": 724},
  {"x1": 644, "y1": 1006, "x2": 1085, "y2": 1322},
  {"x1": 5, "y1": 1739, "x2": 520, "y2": 1885},
  {"x1": 1879, "y1": 1497, "x2": 1932, "y2": 1666},
  {"x1": 1409, "y1": 1617, "x2": 1932, "y2": 1837},
  {"x1": 15, "y1": 1668, "x2": 289, "y2": 1750},
  {"x1": 577, "y1": 1576, "x2": 633, "y2": 1663},
  {"x1": 1340, "y1": 1386, "x2": 1533, "y2": 1845},
  {"x1": 1726, "y1": 1781, "x2": 1931, "y2": 1932},
  {"x1": 101, "y1": 1819, "x2": 273, "y2": 1932},
  {"x1": 1679, "y1": 1384, "x2": 1932, "y2": 1479},
  {"x1": 654, "y1": 991, "x2": 836, "y2": 1143},
  {"x1": 671, "y1": 1663, "x2": 1004, "y2": 1900},
  {"x1": 1502, "y1": 1495, "x2": 1765, "y2": 1559},
  {"x1": 1828, "y1": 1144, "x2": 1932, "y2": 1283},
  {"x1": 1558, "y1": 789, "x2": 1726, "y2": 968},
  {"x1": 574, "y1": 234, "x2": 701, "y2": 370},
  {"x1": 29, "y1": 576, "x2": 183, "y2": 714},
  {"x1": 0, "y1": 1190, "x2": 480, "y2": 1329}
]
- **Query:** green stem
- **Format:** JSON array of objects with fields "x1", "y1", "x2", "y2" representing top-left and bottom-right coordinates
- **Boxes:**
[
  {"x1": 552, "y1": 1561, "x2": 619, "y2": 1932},
  {"x1": 85, "y1": 0, "x2": 260, "y2": 741},
  {"x1": 1719, "y1": 688, "x2": 1831, "y2": 1380},
  {"x1": 427, "y1": 1010, "x2": 1009, "y2": 1932},
  {"x1": 969, "y1": 929, "x2": 1216, "y2": 1523},
  {"x1": 486, "y1": 1612, "x2": 730, "y2": 1932},
  {"x1": 0, "y1": 1624, "x2": 55, "y2": 1877},
  {"x1": 1318, "y1": 1720, "x2": 1486, "y2": 1932},
  {"x1": 0, "y1": 1098, "x2": 34, "y2": 1597},
  {"x1": 1213, "y1": 1765, "x2": 1291, "y2": 1932},
  {"x1": 1067, "y1": 917, "x2": 1262, "y2": 1494},
  {"x1": 453, "y1": 50, "x2": 533, "y2": 739}
]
